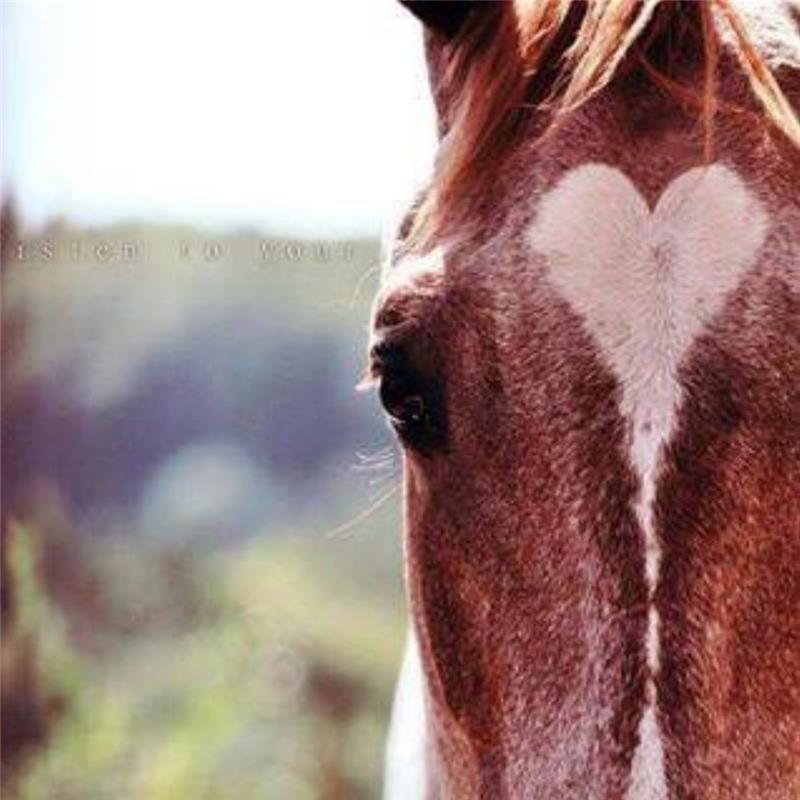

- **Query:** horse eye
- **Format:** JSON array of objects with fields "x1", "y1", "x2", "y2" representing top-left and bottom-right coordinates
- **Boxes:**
[
  {"x1": 372, "y1": 345, "x2": 445, "y2": 451},
  {"x1": 380, "y1": 377, "x2": 428, "y2": 439}
]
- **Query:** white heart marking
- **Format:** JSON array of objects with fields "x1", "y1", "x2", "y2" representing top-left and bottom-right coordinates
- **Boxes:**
[{"x1": 528, "y1": 162, "x2": 768, "y2": 800}]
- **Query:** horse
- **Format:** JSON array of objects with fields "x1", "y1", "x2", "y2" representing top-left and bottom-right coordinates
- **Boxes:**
[{"x1": 366, "y1": 2, "x2": 800, "y2": 798}]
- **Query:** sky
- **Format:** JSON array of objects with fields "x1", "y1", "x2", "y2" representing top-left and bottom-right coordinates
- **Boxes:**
[{"x1": 1, "y1": 0, "x2": 438, "y2": 236}]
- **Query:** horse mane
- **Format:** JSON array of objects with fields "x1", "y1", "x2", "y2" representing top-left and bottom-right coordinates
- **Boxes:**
[{"x1": 409, "y1": 0, "x2": 800, "y2": 248}]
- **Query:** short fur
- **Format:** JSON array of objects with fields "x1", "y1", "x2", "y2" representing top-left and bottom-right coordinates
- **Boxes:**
[{"x1": 376, "y1": 2, "x2": 800, "y2": 798}]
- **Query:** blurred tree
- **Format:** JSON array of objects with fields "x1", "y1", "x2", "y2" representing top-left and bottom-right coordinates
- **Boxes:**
[{"x1": 0, "y1": 526, "x2": 69, "y2": 795}]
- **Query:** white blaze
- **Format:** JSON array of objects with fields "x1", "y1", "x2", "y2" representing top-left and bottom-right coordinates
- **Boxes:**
[
  {"x1": 529, "y1": 163, "x2": 767, "y2": 799},
  {"x1": 384, "y1": 630, "x2": 428, "y2": 800}
]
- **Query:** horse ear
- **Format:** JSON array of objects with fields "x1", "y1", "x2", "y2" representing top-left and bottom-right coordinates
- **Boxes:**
[
  {"x1": 398, "y1": 1, "x2": 499, "y2": 136},
  {"x1": 397, "y1": 1, "x2": 479, "y2": 39}
]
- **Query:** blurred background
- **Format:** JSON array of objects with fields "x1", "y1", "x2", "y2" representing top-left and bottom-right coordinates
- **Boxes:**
[{"x1": 1, "y1": 2, "x2": 436, "y2": 797}]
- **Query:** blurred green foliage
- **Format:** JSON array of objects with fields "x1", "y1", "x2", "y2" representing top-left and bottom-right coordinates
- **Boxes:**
[
  {"x1": 4, "y1": 515, "x2": 405, "y2": 800},
  {"x1": 1, "y1": 210, "x2": 406, "y2": 799}
]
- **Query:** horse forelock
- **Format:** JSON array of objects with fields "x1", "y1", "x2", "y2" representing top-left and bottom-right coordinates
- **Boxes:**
[{"x1": 407, "y1": 0, "x2": 800, "y2": 251}]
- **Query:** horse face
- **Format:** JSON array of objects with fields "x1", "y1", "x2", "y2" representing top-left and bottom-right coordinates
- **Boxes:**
[
  {"x1": 369, "y1": 217, "x2": 651, "y2": 797},
  {"x1": 376, "y1": 4, "x2": 800, "y2": 798},
  {"x1": 370, "y1": 142, "x2": 800, "y2": 800}
]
